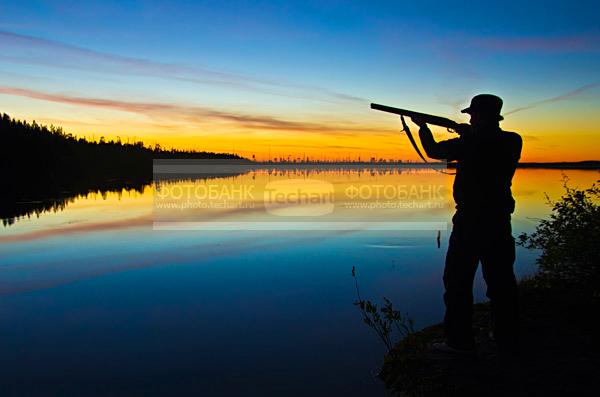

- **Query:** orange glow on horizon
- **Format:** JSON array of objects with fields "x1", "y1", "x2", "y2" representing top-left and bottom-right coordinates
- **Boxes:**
[{"x1": 7, "y1": 103, "x2": 600, "y2": 163}]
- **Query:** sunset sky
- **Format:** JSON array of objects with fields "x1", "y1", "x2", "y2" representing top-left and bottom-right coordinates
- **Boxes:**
[{"x1": 1, "y1": 0, "x2": 599, "y2": 161}]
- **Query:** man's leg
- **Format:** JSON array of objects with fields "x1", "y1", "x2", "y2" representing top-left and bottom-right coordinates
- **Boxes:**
[
  {"x1": 480, "y1": 218, "x2": 519, "y2": 353},
  {"x1": 443, "y1": 215, "x2": 480, "y2": 350}
]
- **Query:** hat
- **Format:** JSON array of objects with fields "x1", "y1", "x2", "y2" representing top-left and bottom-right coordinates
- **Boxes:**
[{"x1": 461, "y1": 94, "x2": 504, "y2": 121}]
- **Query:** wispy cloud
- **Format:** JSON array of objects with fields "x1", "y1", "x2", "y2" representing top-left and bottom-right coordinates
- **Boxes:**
[
  {"x1": 472, "y1": 34, "x2": 600, "y2": 53},
  {"x1": 521, "y1": 135, "x2": 541, "y2": 142},
  {"x1": 504, "y1": 83, "x2": 600, "y2": 116},
  {"x1": 0, "y1": 86, "x2": 390, "y2": 135},
  {"x1": 422, "y1": 32, "x2": 599, "y2": 91},
  {"x1": 0, "y1": 30, "x2": 366, "y2": 104},
  {"x1": 262, "y1": 143, "x2": 365, "y2": 150}
]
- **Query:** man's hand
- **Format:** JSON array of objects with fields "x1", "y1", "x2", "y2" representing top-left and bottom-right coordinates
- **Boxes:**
[
  {"x1": 454, "y1": 123, "x2": 471, "y2": 136},
  {"x1": 410, "y1": 116, "x2": 427, "y2": 128}
]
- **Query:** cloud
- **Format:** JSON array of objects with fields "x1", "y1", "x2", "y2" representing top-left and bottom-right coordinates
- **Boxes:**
[
  {"x1": 0, "y1": 86, "x2": 391, "y2": 135},
  {"x1": 420, "y1": 32, "x2": 599, "y2": 88},
  {"x1": 504, "y1": 83, "x2": 600, "y2": 116},
  {"x1": 472, "y1": 34, "x2": 600, "y2": 53},
  {"x1": 261, "y1": 143, "x2": 365, "y2": 150},
  {"x1": 0, "y1": 30, "x2": 366, "y2": 104}
]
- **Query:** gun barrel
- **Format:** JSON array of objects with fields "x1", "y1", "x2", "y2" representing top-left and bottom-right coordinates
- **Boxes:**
[{"x1": 371, "y1": 103, "x2": 458, "y2": 130}]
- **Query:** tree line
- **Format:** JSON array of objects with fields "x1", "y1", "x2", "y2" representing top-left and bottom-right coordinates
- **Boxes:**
[
  {"x1": 1, "y1": 112, "x2": 244, "y2": 223},
  {"x1": 1, "y1": 112, "x2": 242, "y2": 181}
]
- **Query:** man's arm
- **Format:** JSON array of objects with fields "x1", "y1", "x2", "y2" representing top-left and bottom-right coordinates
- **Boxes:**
[{"x1": 415, "y1": 122, "x2": 463, "y2": 161}]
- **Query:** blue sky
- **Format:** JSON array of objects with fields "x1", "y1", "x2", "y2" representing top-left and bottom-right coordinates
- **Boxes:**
[{"x1": 1, "y1": 0, "x2": 599, "y2": 160}]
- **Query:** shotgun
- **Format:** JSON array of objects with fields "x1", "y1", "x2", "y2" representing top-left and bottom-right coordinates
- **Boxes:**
[
  {"x1": 370, "y1": 102, "x2": 468, "y2": 164},
  {"x1": 370, "y1": 103, "x2": 460, "y2": 131}
]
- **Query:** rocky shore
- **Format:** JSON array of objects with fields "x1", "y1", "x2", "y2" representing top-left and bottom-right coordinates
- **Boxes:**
[{"x1": 379, "y1": 279, "x2": 600, "y2": 396}]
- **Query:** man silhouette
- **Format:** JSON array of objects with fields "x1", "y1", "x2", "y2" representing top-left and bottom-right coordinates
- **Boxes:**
[{"x1": 411, "y1": 94, "x2": 522, "y2": 355}]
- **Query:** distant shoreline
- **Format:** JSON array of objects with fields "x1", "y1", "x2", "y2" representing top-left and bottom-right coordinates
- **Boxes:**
[
  {"x1": 513, "y1": 161, "x2": 600, "y2": 169},
  {"x1": 248, "y1": 160, "x2": 600, "y2": 170}
]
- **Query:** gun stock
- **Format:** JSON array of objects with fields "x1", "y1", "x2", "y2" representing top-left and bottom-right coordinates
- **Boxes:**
[{"x1": 371, "y1": 103, "x2": 458, "y2": 130}]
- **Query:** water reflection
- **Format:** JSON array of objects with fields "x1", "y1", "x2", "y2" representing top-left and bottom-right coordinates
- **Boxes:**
[
  {"x1": 3, "y1": 165, "x2": 441, "y2": 226},
  {"x1": 0, "y1": 167, "x2": 597, "y2": 396},
  {"x1": 1, "y1": 179, "x2": 149, "y2": 226}
]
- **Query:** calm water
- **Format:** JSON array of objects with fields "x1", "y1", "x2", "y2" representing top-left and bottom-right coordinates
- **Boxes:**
[{"x1": 0, "y1": 168, "x2": 597, "y2": 396}]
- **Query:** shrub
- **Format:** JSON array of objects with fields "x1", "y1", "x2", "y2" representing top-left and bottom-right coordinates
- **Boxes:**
[
  {"x1": 518, "y1": 177, "x2": 600, "y2": 300},
  {"x1": 352, "y1": 266, "x2": 415, "y2": 351}
]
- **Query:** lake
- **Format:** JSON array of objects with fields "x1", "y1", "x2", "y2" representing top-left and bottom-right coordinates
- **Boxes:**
[{"x1": 0, "y1": 167, "x2": 597, "y2": 396}]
